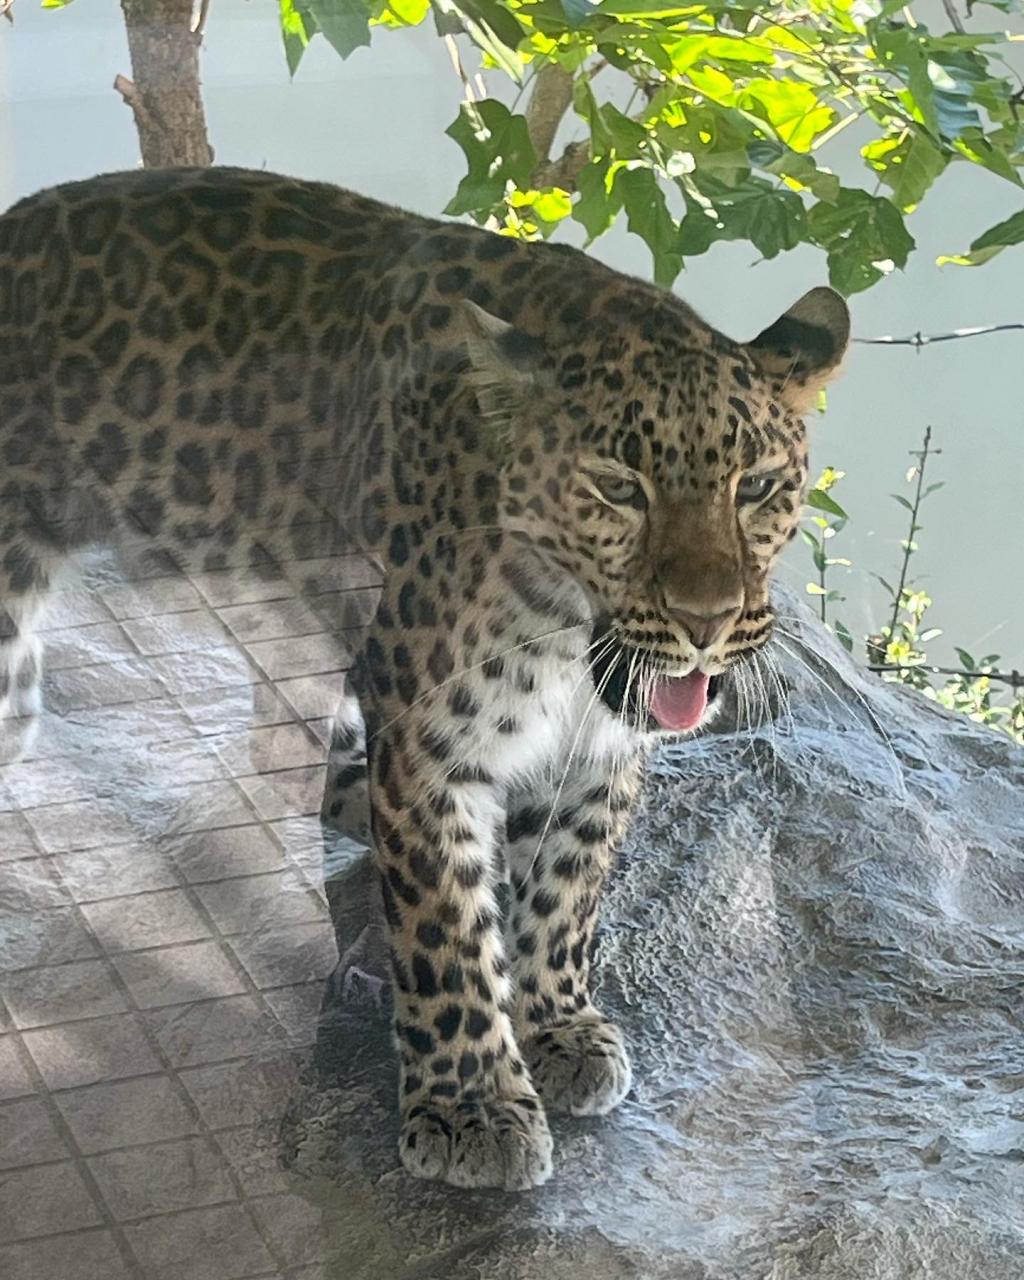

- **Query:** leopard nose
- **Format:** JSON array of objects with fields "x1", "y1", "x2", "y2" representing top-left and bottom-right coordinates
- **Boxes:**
[{"x1": 674, "y1": 608, "x2": 735, "y2": 651}]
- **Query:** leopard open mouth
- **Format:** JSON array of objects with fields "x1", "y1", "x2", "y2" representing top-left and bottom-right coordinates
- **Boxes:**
[{"x1": 589, "y1": 618, "x2": 723, "y2": 733}]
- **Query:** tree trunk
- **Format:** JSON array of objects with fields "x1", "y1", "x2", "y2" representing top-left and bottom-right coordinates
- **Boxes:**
[{"x1": 116, "y1": 0, "x2": 213, "y2": 168}]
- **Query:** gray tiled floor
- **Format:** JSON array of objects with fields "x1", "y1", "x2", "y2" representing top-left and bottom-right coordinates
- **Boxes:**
[{"x1": 0, "y1": 551, "x2": 376, "y2": 1278}]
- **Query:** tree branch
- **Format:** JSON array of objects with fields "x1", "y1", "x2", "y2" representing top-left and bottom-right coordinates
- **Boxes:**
[
  {"x1": 117, "y1": 0, "x2": 213, "y2": 167},
  {"x1": 532, "y1": 140, "x2": 591, "y2": 192},
  {"x1": 525, "y1": 64, "x2": 574, "y2": 170},
  {"x1": 113, "y1": 72, "x2": 155, "y2": 137},
  {"x1": 940, "y1": 0, "x2": 966, "y2": 34},
  {"x1": 524, "y1": 64, "x2": 596, "y2": 191}
]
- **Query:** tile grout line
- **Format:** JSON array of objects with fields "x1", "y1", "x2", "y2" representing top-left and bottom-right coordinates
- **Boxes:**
[
  {"x1": 39, "y1": 846, "x2": 302, "y2": 1278},
  {"x1": 4, "y1": 976, "x2": 327, "y2": 1034},
  {"x1": 3, "y1": 562, "x2": 363, "y2": 1274},
  {"x1": 0, "y1": 989, "x2": 148, "y2": 1278},
  {"x1": 16, "y1": 618, "x2": 312, "y2": 1275}
]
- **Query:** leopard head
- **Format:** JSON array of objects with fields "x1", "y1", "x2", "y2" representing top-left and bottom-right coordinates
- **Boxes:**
[{"x1": 464, "y1": 286, "x2": 850, "y2": 734}]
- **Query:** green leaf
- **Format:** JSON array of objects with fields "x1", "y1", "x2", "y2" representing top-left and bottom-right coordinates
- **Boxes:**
[
  {"x1": 573, "y1": 160, "x2": 623, "y2": 242},
  {"x1": 466, "y1": 0, "x2": 524, "y2": 48},
  {"x1": 373, "y1": 0, "x2": 431, "y2": 26},
  {"x1": 751, "y1": 143, "x2": 841, "y2": 202},
  {"x1": 428, "y1": 0, "x2": 524, "y2": 79},
  {"x1": 595, "y1": 24, "x2": 677, "y2": 74},
  {"x1": 870, "y1": 24, "x2": 937, "y2": 134},
  {"x1": 599, "y1": 104, "x2": 649, "y2": 155},
  {"x1": 507, "y1": 186, "x2": 573, "y2": 236},
  {"x1": 617, "y1": 167, "x2": 682, "y2": 285},
  {"x1": 280, "y1": 0, "x2": 316, "y2": 74},
  {"x1": 664, "y1": 34, "x2": 775, "y2": 75},
  {"x1": 460, "y1": 0, "x2": 526, "y2": 78},
  {"x1": 954, "y1": 128, "x2": 1023, "y2": 188},
  {"x1": 806, "y1": 488, "x2": 848, "y2": 518},
  {"x1": 444, "y1": 100, "x2": 537, "y2": 218},
  {"x1": 933, "y1": 90, "x2": 982, "y2": 141},
  {"x1": 738, "y1": 79, "x2": 836, "y2": 153},
  {"x1": 928, "y1": 51, "x2": 986, "y2": 141},
  {"x1": 890, "y1": 493, "x2": 914, "y2": 510},
  {"x1": 302, "y1": 0, "x2": 372, "y2": 58},
  {"x1": 834, "y1": 620, "x2": 855, "y2": 653},
  {"x1": 594, "y1": 0, "x2": 702, "y2": 12},
  {"x1": 808, "y1": 188, "x2": 915, "y2": 295},
  {"x1": 573, "y1": 79, "x2": 612, "y2": 154},
  {"x1": 682, "y1": 174, "x2": 805, "y2": 260},
  {"x1": 862, "y1": 132, "x2": 947, "y2": 212},
  {"x1": 939, "y1": 207, "x2": 1024, "y2": 267},
  {"x1": 560, "y1": 0, "x2": 595, "y2": 24}
]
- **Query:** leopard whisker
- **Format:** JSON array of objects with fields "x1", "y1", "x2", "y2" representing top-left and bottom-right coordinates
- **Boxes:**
[
  {"x1": 733, "y1": 664, "x2": 768, "y2": 787},
  {"x1": 772, "y1": 631, "x2": 906, "y2": 795}
]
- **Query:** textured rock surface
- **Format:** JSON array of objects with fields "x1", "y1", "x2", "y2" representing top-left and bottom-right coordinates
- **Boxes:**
[{"x1": 283, "y1": 590, "x2": 1024, "y2": 1278}]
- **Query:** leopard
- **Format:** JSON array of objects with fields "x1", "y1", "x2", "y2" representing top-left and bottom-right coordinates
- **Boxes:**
[{"x1": 0, "y1": 166, "x2": 849, "y2": 1190}]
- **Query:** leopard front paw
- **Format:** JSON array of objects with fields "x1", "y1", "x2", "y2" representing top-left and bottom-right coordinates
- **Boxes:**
[
  {"x1": 400, "y1": 1090, "x2": 553, "y2": 1190},
  {"x1": 523, "y1": 1015, "x2": 632, "y2": 1116}
]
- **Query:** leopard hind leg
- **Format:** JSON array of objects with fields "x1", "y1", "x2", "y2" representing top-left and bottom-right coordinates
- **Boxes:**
[
  {"x1": 0, "y1": 556, "x2": 54, "y2": 762},
  {"x1": 320, "y1": 682, "x2": 372, "y2": 844},
  {"x1": 320, "y1": 681, "x2": 389, "y2": 1005}
]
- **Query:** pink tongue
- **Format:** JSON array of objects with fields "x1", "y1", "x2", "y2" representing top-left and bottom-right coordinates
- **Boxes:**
[{"x1": 650, "y1": 671, "x2": 711, "y2": 732}]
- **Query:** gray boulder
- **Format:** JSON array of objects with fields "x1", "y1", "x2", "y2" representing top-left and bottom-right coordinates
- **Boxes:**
[{"x1": 283, "y1": 588, "x2": 1024, "y2": 1279}]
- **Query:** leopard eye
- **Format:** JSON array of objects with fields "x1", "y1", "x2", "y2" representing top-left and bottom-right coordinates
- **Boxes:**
[
  {"x1": 736, "y1": 473, "x2": 776, "y2": 505},
  {"x1": 593, "y1": 472, "x2": 646, "y2": 508}
]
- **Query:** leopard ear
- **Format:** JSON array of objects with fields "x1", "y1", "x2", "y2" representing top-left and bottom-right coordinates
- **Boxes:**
[
  {"x1": 460, "y1": 301, "x2": 549, "y2": 420},
  {"x1": 746, "y1": 287, "x2": 850, "y2": 413}
]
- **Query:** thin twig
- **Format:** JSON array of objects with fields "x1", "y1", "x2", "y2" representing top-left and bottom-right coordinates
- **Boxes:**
[
  {"x1": 444, "y1": 34, "x2": 479, "y2": 103},
  {"x1": 885, "y1": 426, "x2": 933, "y2": 644},
  {"x1": 818, "y1": 538, "x2": 828, "y2": 625},
  {"x1": 854, "y1": 322, "x2": 1024, "y2": 349},
  {"x1": 113, "y1": 73, "x2": 154, "y2": 134},
  {"x1": 940, "y1": 0, "x2": 966, "y2": 34}
]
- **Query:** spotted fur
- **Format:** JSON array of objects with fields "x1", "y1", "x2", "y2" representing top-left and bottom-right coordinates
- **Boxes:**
[{"x1": 0, "y1": 167, "x2": 849, "y2": 1188}]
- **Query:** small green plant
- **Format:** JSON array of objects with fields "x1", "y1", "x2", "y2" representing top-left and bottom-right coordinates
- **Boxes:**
[
  {"x1": 801, "y1": 428, "x2": 1023, "y2": 745},
  {"x1": 866, "y1": 425, "x2": 944, "y2": 682},
  {"x1": 866, "y1": 587, "x2": 940, "y2": 691},
  {"x1": 801, "y1": 466, "x2": 853, "y2": 651},
  {"x1": 936, "y1": 650, "x2": 1024, "y2": 738}
]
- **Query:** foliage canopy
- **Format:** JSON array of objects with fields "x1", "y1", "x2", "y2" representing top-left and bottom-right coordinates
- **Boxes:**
[{"x1": 278, "y1": 0, "x2": 1024, "y2": 293}]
